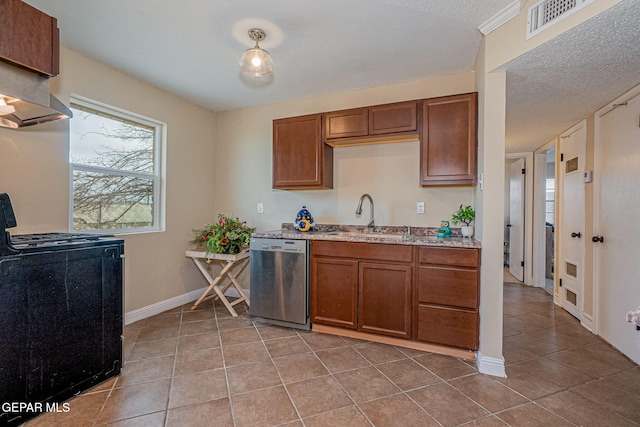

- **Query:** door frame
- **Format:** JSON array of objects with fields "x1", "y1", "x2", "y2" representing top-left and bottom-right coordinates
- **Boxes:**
[
  {"x1": 533, "y1": 139, "x2": 558, "y2": 293},
  {"x1": 505, "y1": 152, "x2": 534, "y2": 285},
  {"x1": 593, "y1": 83, "x2": 640, "y2": 336}
]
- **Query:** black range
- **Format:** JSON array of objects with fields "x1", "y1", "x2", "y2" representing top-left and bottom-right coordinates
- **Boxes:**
[{"x1": 0, "y1": 193, "x2": 124, "y2": 426}]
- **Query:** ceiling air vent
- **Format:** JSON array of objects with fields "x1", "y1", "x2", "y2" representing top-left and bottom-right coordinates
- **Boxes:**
[{"x1": 527, "y1": 0, "x2": 594, "y2": 38}]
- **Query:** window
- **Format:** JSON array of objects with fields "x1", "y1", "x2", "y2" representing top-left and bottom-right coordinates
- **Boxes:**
[{"x1": 69, "y1": 96, "x2": 165, "y2": 233}]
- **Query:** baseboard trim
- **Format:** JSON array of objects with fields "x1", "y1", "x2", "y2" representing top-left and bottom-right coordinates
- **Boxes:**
[
  {"x1": 476, "y1": 352, "x2": 507, "y2": 377},
  {"x1": 124, "y1": 287, "x2": 249, "y2": 325},
  {"x1": 312, "y1": 324, "x2": 476, "y2": 361}
]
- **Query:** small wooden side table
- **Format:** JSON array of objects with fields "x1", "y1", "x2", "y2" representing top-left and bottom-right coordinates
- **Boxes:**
[{"x1": 185, "y1": 248, "x2": 250, "y2": 317}]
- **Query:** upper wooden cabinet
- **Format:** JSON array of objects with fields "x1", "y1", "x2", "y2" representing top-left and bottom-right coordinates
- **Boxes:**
[
  {"x1": 421, "y1": 93, "x2": 477, "y2": 186},
  {"x1": 273, "y1": 93, "x2": 476, "y2": 190},
  {"x1": 0, "y1": 0, "x2": 60, "y2": 76},
  {"x1": 273, "y1": 114, "x2": 333, "y2": 189},
  {"x1": 369, "y1": 101, "x2": 418, "y2": 135},
  {"x1": 324, "y1": 101, "x2": 419, "y2": 143},
  {"x1": 324, "y1": 108, "x2": 369, "y2": 139}
]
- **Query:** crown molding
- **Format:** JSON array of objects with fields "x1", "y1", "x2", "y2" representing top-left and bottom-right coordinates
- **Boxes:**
[{"x1": 478, "y1": 0, "x2": 523, "y2": 35}]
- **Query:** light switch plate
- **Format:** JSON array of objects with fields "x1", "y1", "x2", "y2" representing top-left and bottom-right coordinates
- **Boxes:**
[
  {"x1": 257, "y1": 203, "x2": 264, "y2": 214},
  {"x1": 416, "y1": 202, "x2": 425, "y2": 214}
]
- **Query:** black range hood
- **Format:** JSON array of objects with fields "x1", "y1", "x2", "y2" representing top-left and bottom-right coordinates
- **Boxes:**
[{"x1": 0, "y1": 60, "x2": 72, "y2": 129}]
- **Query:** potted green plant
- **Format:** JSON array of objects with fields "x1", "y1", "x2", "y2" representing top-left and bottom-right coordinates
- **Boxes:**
[
  {"x1": 192, "y1": 214, "x2": 255, "y2": 255},
  {"x1": 451, "y1": 204, "x2": 475, "y2": 238}
]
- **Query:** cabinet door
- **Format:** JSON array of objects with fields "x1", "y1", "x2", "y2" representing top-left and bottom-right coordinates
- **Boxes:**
[
  {"x1": 359, "y1": 262, "x2": 412, "y2": 338},
  {"x1": 0, "y1": 0, "x2": 60, "y2": 76},
  {"x1": 324, "y1": 108, "x2": 369, "y2": 139},
  {"x1": 273, "y1": 114, "x2": 333, "y2": 189},
  {"x1": 421, "y1": 93, "x2": 477, "y2": 185},
  {"x1": 369, "y1": 101, "x2": 417, "y2": 135},
  {"x1": 311, "y1": 257, "x2": 358, "y2": 329}
]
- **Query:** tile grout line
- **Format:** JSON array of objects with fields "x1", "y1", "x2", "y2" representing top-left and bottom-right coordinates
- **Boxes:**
[
  {"x1": 161, "y1": 308, "x2": 187, "y2": 427},
  {"x1": 215, "y1": 302, "x2": 241, "y2": 427},
  {"x1": 256, "y1": 324, "x2": 307, "y2": 426},
  {"x1": 292, "y1": 329, "x2": 376, "y2": 426}
]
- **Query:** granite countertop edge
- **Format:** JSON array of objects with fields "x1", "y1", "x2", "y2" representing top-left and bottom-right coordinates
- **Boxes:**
[{"x1": 252, "y1": 223, "x2": 481, "y2": 249}]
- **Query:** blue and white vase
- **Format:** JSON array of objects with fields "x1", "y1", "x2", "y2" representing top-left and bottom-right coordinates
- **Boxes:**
[{"x1": 294, "y1": 206, "x2": 315, "y2": 232}]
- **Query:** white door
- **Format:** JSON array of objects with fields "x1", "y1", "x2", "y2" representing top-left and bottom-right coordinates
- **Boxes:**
[
  {"x1": 594, "y1": 89, "x2": 640, "y2": 364},
  {"x1": 509, "y1": 158, "x2": 525, "y2": 282},
  {"x1": 559, "y1": 122, "x2": 586, "y2": 320}
]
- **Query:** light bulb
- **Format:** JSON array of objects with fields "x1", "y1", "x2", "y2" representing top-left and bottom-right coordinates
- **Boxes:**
[
  {"x1": 0, "y1": 96, "x2": 16, "y2": 115},
  {"x1": 251, "y1": 56, "x2": 262, "y2": 67}
]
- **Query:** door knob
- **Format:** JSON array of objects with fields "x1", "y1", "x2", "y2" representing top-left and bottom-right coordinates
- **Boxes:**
[
  {"x1": 592, "y1": 236, "x2": 604, "y2": 243},
  {"x1": 571, "y1": 232, "x2": 581, "y2": 238}
]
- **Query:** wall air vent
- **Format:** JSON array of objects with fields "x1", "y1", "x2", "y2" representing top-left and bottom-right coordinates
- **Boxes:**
[{"x1": 527, "y1": 0, "x2": 594, "y2": 38}]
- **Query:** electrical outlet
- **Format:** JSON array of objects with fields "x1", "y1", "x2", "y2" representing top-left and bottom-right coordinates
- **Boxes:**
[
  {"x1": 257, "y1": 203, "x2": 264, "y2": 214},
  {"x1": 416, "y1": 202, "x2": 425, "y2": 214}
]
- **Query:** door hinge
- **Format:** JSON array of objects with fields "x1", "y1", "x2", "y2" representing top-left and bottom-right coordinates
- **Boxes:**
[
  {"x1": 561, "y1": 153, "x2": 564, "y2": 161},
  {"x1": 522, "y1": 168, "x2": 526, "y2": 175},
  {"x1": 559, "y1": 278, "x2": 563, "y2": 287},
  {"x1": 520, "y1": 261, "x2": 524, "y2": 267}
]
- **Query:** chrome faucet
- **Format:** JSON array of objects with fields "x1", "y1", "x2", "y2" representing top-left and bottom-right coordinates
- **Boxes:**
[{"x1": 355, "y1": 194, "x2": 375, "y2": 232}]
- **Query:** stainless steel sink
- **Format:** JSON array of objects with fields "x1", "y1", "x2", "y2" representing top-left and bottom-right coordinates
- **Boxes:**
[{"x1": 330, "y1": 231, "x2": 413, "y2": 240}]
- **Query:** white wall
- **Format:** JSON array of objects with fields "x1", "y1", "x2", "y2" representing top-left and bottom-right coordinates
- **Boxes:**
[{"x1": 0, "y1": 47, "x2": 218, "y2": 312}]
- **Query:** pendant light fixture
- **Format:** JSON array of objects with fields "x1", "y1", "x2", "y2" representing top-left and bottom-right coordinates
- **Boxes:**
[{"x1": 239, "y1": 28, "x2": 274, "y2": 78}]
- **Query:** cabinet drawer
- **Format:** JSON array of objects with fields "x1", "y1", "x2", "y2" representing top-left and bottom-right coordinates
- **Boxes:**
[
  {"x1": 312, "y1": 241, "x2": 413, "y2": 262},
  {"x1": 369, "y1": 101, "x2": 417, "y2": 135},
  {"x1": 324, "y1": 108, "x2": 369, "y2": 139},
  {"x1": 419, "y1": 247, "x2": 478, "y2": 268},
  {"x1": 418, "y1": 266, "x2": 478, "y2": 308},
  {"x1": 417, "y1": 305, "x2": 478, "y2": 350}
]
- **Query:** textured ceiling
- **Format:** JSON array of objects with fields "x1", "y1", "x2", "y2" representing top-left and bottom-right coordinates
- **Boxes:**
[{"x1": 503, "y1": 0, "x2": 640, "y2": 152}]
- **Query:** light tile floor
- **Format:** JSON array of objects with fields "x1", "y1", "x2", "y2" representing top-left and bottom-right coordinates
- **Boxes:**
[{"x1": 25, "y1": 283, "x2": 640, "y2": 426}]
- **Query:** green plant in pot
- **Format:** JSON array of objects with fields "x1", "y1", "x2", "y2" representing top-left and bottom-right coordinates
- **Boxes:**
[
  {"x1": 193, "y1": 214, "x2": 255, "y2": 255},
  {"x1": 451, "y1": 204, "x2": 475, "y2": 238}
]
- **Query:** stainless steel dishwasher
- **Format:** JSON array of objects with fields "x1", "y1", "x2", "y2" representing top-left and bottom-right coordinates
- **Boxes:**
[{"x1": 249, "y1": 237, "x2": 310, "y2": 330}]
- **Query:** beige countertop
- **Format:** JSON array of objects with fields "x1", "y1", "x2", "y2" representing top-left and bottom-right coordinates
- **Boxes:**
[{"x1": 252, "y1": 223, "x2": 481, "y2": 249}]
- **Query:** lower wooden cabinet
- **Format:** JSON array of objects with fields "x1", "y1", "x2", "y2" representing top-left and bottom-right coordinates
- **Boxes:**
[
  {"x1": 359, "y1": 262, "x2": 412, "y2": 338},
  {"x1": 417, "y1": 247, "x2": 480, "y2": 350},
  {"x1": 310, "y1": 241, "x2": 413, "y2": 339},
  {"x1": 310, "y1": 257, "x2": 358, "y2": 329},
  {"x1": 417, "y1": 305, "x2": 478, "y2": 350},
  {"x1": 310, "y1": 241, "x2": 480, "y2": 351}
]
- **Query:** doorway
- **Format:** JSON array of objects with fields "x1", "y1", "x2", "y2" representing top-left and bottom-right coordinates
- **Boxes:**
[
  {"x1": 533, "y1": 143, "x2": 556, "y2": 295},
  {"x1": 543, "y1": 148, "x2": 555, "y2": 294},
  {"x1": 504, "y1": 153, "x2": 533, "y2": 286}
]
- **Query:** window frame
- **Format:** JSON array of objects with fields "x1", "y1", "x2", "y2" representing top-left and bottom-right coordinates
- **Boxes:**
[{"x1": 68, "y1": 94, "x2": 166, "y2": 234}]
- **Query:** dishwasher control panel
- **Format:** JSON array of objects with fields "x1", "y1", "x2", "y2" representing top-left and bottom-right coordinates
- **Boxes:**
[{"x1": 250, "y1": 238, "x2": 307, "y2": 253}]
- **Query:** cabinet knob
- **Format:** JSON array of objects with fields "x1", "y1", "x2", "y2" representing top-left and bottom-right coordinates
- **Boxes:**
[
  {"x1": 571, "y1": 232, "x2": 581, "y2": 238},
  {"x1": 592, "y1": 236, "x2": 604, "y2": 243}
]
